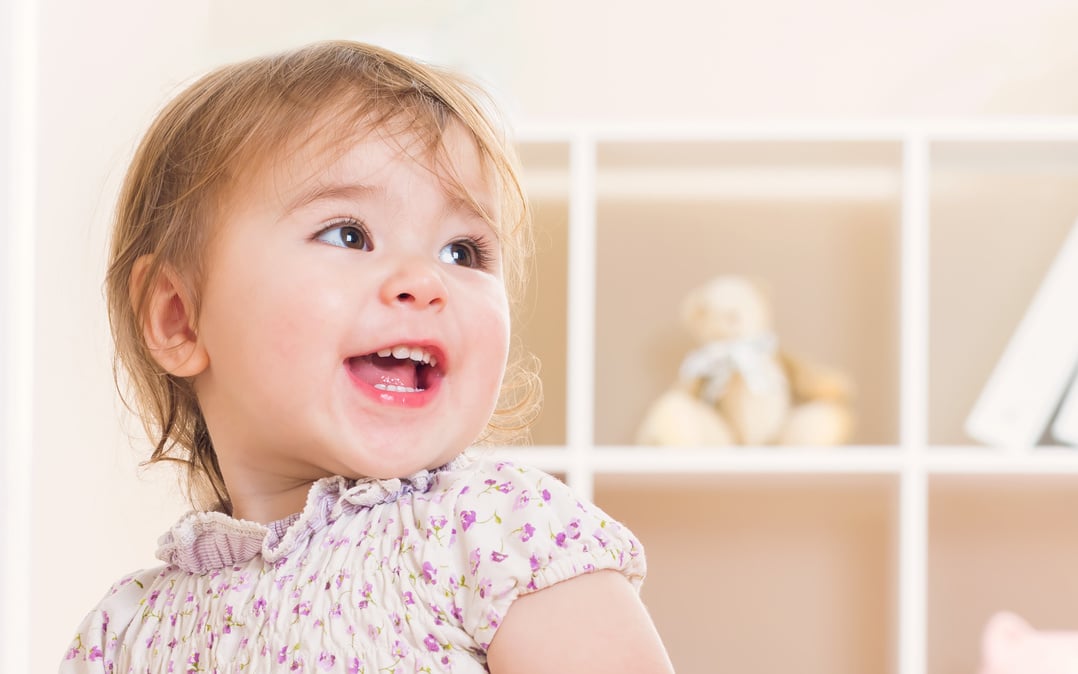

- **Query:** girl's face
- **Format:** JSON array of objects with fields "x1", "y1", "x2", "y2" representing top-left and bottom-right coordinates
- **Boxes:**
[{"x1": 191, "y1": 122, "x2": 510, "y2": 521}]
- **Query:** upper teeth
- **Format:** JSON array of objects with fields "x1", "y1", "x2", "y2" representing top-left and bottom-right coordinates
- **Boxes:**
[{"x1": 376, "y1": 345, "x2": 437, "y2": 367}]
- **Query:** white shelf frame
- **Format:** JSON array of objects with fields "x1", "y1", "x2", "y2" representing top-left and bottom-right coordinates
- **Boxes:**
[{"x1": 505, "y1": 119, "x2": 1078, "y2": 674}]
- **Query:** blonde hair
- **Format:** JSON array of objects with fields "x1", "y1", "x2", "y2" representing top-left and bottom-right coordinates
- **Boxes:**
[{"x1": 107, "y1": 40, "x2": 538, "y2": 512}]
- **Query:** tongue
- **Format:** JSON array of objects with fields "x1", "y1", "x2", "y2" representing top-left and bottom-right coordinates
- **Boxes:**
[{"x1": 350, "y1": 355, "x2": 419, "y2": 389}]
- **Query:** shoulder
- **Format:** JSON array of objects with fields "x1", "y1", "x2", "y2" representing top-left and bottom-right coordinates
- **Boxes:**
[
  {"x1": 422, "y1": 454, "x2": 647, "y2": 649},
  {"x1": 431, "y1": 455, "x2": 632, "y2": 557},
  {"x1": 431, "y1": 454, "x2": 569, "y2": 512},
  {"x1": 60, "y1": 567, "x2": 166, "y2": 670}
]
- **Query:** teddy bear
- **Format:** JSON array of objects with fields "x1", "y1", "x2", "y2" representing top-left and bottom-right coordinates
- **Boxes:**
[
  {"x1": 635, "y1": 275, "x2": 854, "y2": 447},
  {"x1": 979, "y1": 611, "x2": 1078, "y2": 674}
]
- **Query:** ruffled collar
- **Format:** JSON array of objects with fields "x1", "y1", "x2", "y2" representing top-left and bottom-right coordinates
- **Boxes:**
[{"x1": 156, "y1": 460, "x2": 461, "y2": 574}]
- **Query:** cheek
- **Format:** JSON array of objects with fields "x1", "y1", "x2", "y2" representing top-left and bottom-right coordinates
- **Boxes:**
[
  {"x1": 202, "y1": 259, "x2": 347, "y2": 363},
  {"x1": 479, "y1": 291, "x2": 512, "y2": 386}
]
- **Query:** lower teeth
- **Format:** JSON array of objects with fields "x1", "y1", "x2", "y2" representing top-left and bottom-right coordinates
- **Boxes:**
[{"x1": 374, "y1": 384, "x2": 424, "y2": 393}]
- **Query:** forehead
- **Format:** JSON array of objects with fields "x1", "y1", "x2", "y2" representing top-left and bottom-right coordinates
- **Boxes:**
[{"x1": 239, "y1": 114, "x2": 497, "y2": 218}]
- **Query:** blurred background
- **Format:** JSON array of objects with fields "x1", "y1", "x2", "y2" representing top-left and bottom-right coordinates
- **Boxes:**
[{"x1": 6, "y1": 1, "x2": 1078, "y2": 672}]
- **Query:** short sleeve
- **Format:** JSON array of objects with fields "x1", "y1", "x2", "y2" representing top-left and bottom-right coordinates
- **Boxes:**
[
  {"x1": 59, "y1": 568, "x2": 160, "y2": 673},
  {"x1": 448, "y1": 459, "x2": 646, "y2": 649}
]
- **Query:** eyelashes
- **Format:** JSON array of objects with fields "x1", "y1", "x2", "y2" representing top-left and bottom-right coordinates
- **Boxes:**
[
  {"x1": 438, "y1": 235, "x2": 496, "y2": 270},
  {"x1": 314, "y1": 218, "x2": 372, "y2": 250},
  {"x1": 313, "y1": 217, "x2": 498, "y2": 271}
]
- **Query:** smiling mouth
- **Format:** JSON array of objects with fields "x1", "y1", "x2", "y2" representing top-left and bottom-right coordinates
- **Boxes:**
[{"x1": 347, "y1": 345, "x2": 442, "y2": 393}]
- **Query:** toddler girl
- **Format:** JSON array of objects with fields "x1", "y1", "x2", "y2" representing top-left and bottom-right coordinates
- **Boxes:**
[{"x1": 59, "y1": 41, "x2": 673, "y2": 673}]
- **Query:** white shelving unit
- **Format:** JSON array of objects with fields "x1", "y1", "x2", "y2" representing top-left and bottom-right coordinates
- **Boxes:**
[{"x1": 500, "y1": 120, "x2": 1078, "y2": 674}]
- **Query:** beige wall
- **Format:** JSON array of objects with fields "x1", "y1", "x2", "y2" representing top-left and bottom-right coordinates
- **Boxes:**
[{"x1": 20, "y1": 0, "x2": 1078, "y2": 667}]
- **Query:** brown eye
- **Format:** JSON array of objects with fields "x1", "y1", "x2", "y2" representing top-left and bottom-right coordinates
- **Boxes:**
[
  {"x1": 316, "y1": 222, "x2": 370, "y2": 250},
  {"x1": 439, "y1": 241, "x2": 477, "y2": 267}
]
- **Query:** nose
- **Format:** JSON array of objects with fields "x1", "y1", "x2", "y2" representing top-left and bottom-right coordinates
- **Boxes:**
[{"x1": 380, "y1": 256, "x2": 447, "y2": 310}]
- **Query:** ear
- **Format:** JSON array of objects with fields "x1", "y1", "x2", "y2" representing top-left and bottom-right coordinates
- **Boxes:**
[{"x1": 130, "y1": 255, "x2": 209, "y2": 377}]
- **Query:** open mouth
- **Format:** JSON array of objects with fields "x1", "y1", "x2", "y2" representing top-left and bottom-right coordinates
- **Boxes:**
[{"x1": 346, "y1": 344, "x2": 443, "y2": 393}]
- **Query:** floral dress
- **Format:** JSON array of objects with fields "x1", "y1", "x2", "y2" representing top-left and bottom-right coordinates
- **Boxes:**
[{"x1": 60, "y1": 455, "x2": 645, "y2": 673}]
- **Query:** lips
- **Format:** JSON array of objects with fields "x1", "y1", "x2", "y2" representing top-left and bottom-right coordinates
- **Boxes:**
[{"x1": 346, "y1": 344, "x2": 444, "y2": 394}]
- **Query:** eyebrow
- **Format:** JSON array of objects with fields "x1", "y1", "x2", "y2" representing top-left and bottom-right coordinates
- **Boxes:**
[
  {"x1": 282, "y1": 182, "x2": 379, "y2": 217},
  {"x1": 446, "y1": 192, "x2": 495, "y2": 223},
  {"x1": 285, "y1": 179, "x2": 495, "y2": 226}
]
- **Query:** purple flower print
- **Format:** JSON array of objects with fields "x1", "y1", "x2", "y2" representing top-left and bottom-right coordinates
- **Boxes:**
[
  {"x1": 65, "y1": 647, "x2": 78, "y2": 661},
  {"x1": 594, "y1": 528, "x2": 610, "y2": 548},
  {"x1": 188, "y1": 652, "x2": 200, "y2": 666},
  {"x1": 478, "y1": 577, "x2": 493, "y2": 598},
  {"x1": 318, "y1": 652, "x2": 336, "y2": 670},
  {"x1": 496, "y1": 481, "x2": 513, "y2": 494},
  {"x1": 521, "y1": 523, "x2": 535, "y2": 542},
  {"x1": 469, "y1": 547, "x2": 481, "y2": 575},
  {"x1": 530, "y1": 554, "x2": 541, "y2": 571},
  {"x1": 403, "y1": 591, "x2": 416, "y2": 606},
  {"x1": 541, "y1": 488, "x2": 552, "y2": 502},
  {"x1": 348, "y1": 657, "x2": 363, "y2": 674},
  {"x1": 460, "y1": 510, "x2": 477, "y2": 531},
  {"x1": 278, "y1": 646, "x2": 288, "y2": 664},
  {"x1": 490, "y1": 550, "x2": 508, "y2": 563},
  {"x1": 253, "y1": 596, "x2": 267, "y2": 616},
  {"x1": 567, "y1": 518, "x2": 582, "y2": 540},
  {"x1": 293, "y1": 601, "x2": 312, "y2": 617},
  {"x1": 425, "y1": 634, "x2": 441, "y2": 652},
  {"x1": 88, "y1": 646, "x2": 103, "y2": 661},
  {"x1": 422, "y1": 561, "x2": 438, "y2": 584},
  {"x1": 513, "y1": 490, "x2": 530, "y2": 511},
  {"x1": 555, "y1": 532, "x2": 567, "y2": 548}
]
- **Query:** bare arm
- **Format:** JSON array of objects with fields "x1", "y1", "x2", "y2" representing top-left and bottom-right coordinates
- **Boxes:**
[{"x1": 486, "y1": 570, "x2": 675, "y2": 673}]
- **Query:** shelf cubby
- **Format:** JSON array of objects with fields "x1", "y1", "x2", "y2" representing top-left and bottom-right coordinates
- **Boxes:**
[{"x1": 510, "y1": 122, "x2": 1078, "y2": 674}]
